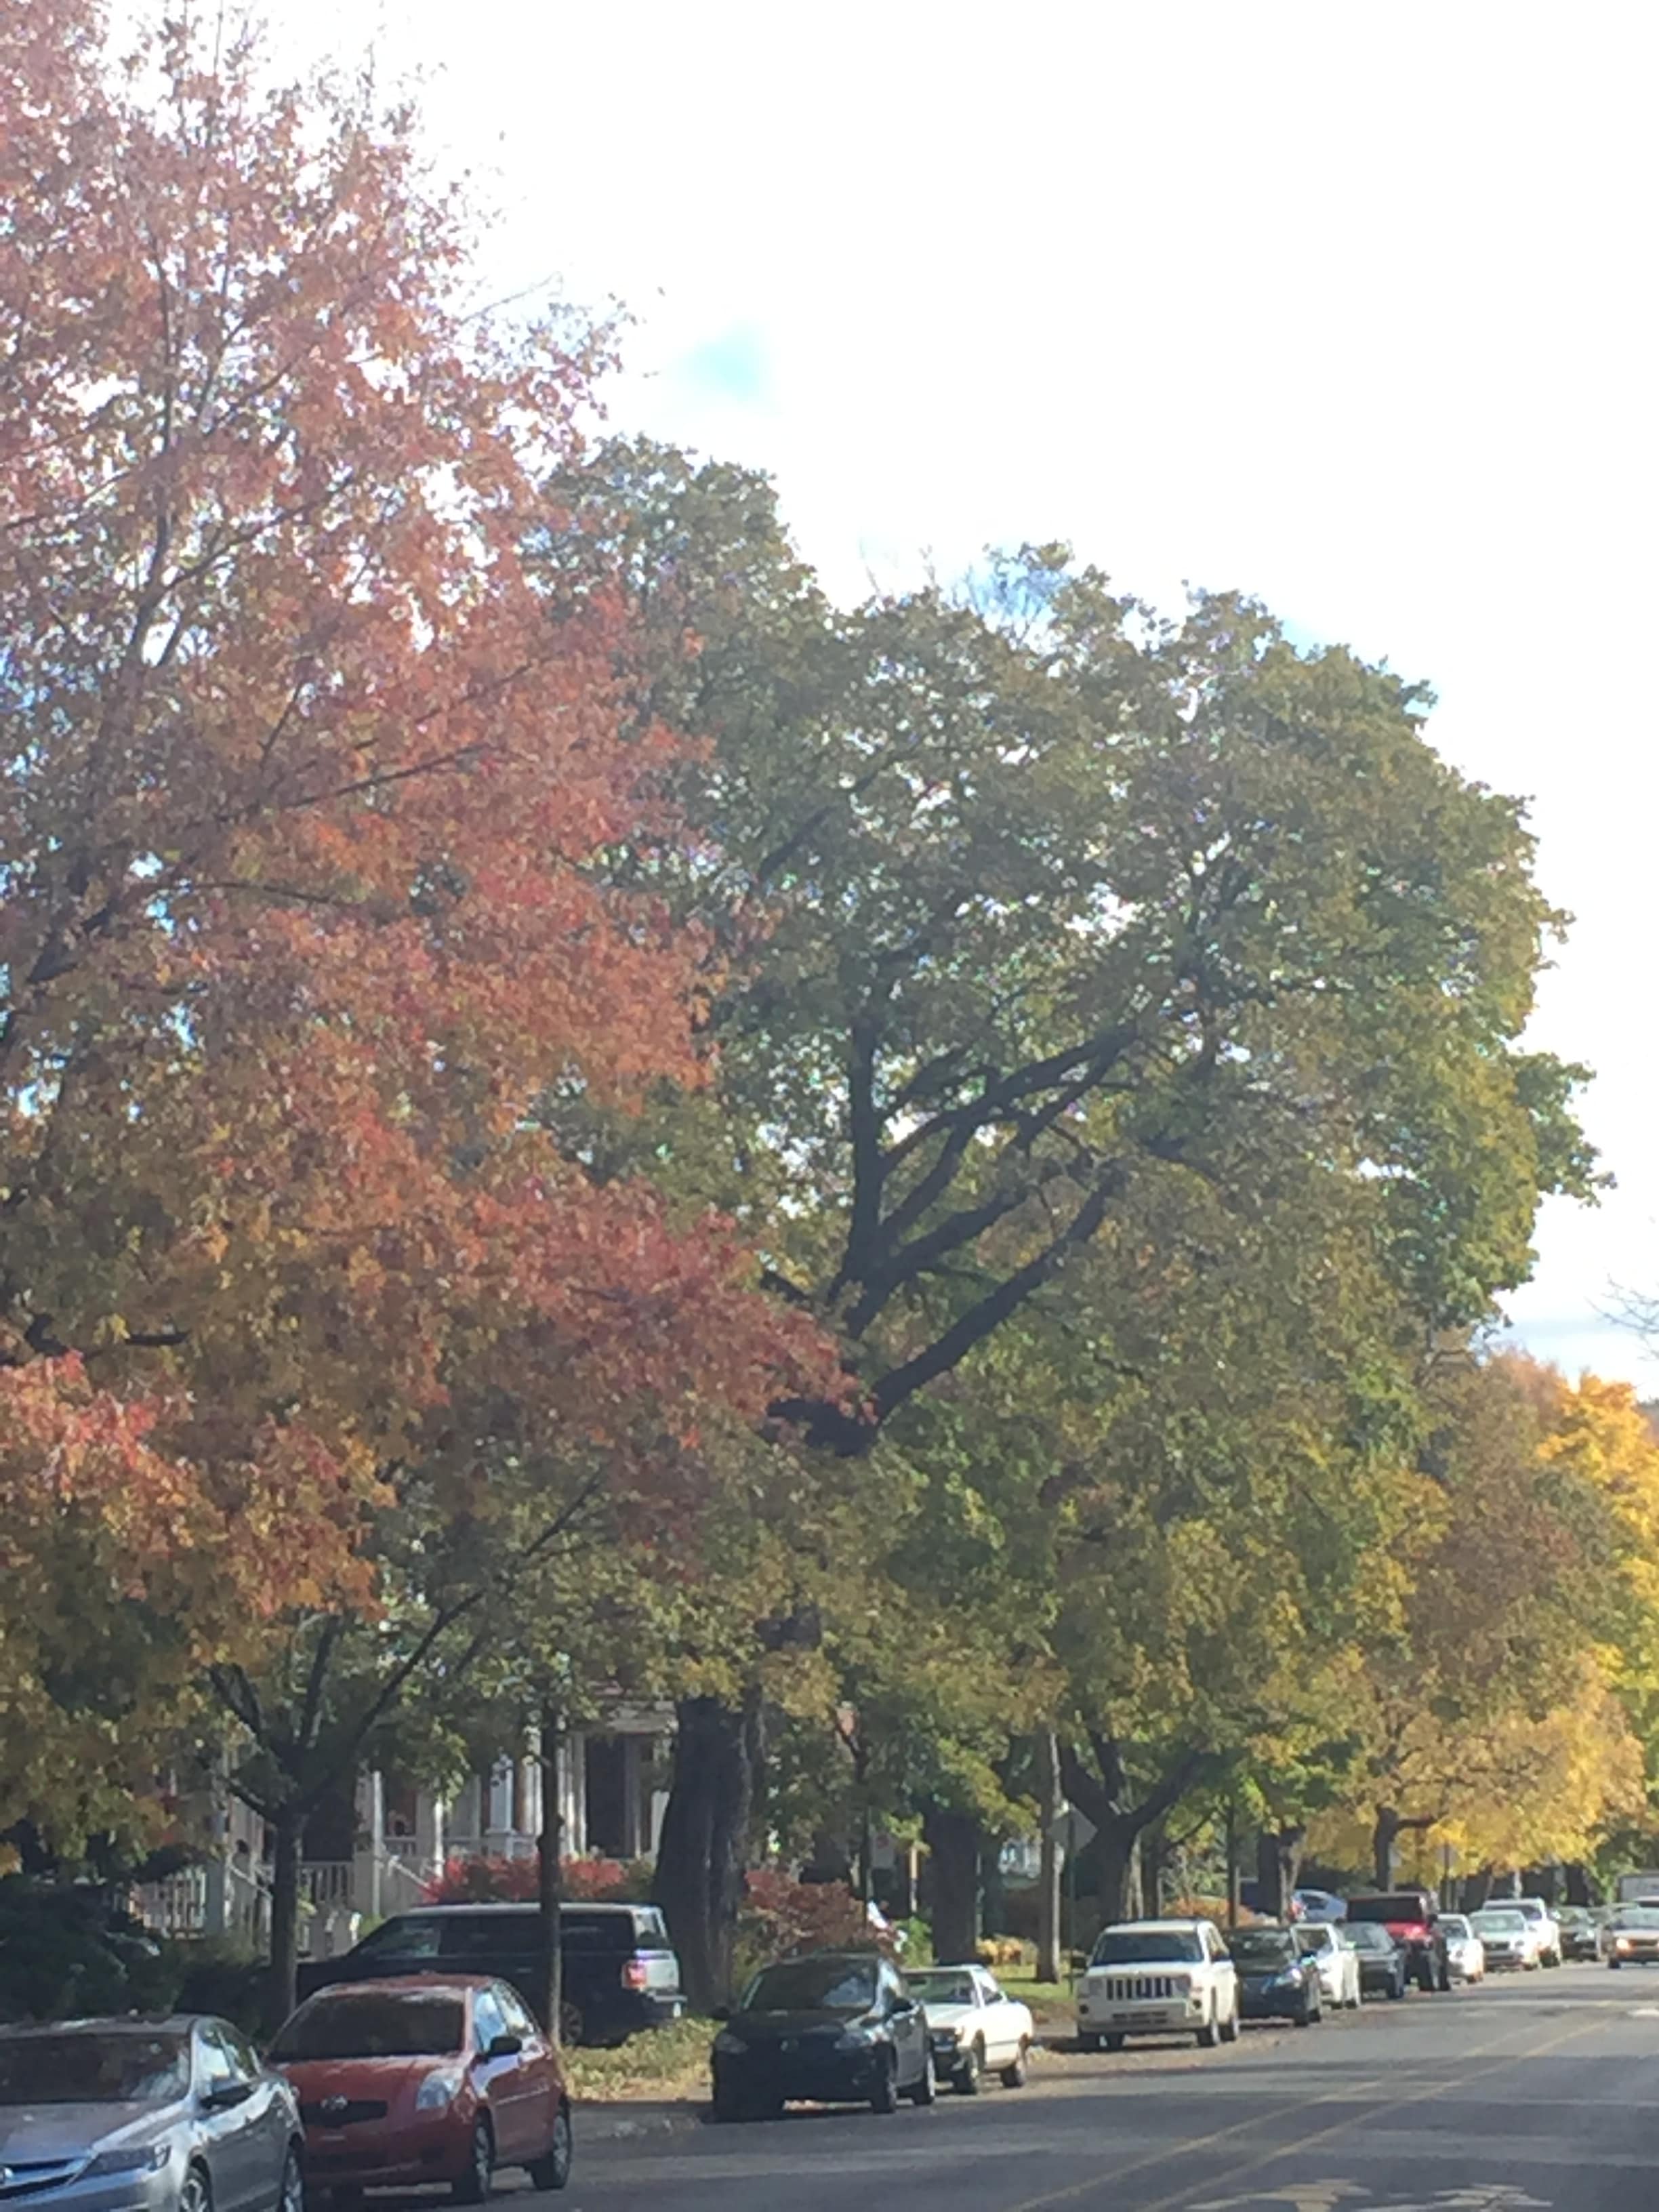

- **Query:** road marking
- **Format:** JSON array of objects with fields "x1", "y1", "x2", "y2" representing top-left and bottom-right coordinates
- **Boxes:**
[{"x1": 1004, "y1": 2010, "x2": 1605, "y2": 2212}]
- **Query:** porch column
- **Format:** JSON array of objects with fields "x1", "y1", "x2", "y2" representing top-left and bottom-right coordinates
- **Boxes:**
[
  {"x1": 353, "y1": 1769, "x2": 385, "y2": 1919},
  {"x1": 415, "y1": 1787, "x2": 447, "y2": 1879},
  {"x1": 621, "y1": 1735, "x2": 644, "y2": 1860},
  {"x1": 561, "y1": 1731, "x2": 587, "y2": 1858}
]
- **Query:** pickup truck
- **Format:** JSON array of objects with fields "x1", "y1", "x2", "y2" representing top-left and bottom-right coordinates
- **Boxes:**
[{"x1": 1343, "y1": 1889, "x2": 1451, "y2": 1993}]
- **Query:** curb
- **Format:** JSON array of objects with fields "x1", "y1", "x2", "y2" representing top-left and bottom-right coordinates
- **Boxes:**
[{"x1": 575, "y1": 2099, "x2": 705, "y2": 2142}]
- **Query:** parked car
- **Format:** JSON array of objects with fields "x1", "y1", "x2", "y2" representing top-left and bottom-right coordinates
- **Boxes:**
[
  {"x1": 903, "y1": 1964, "x2": 1034, "y2": 2093},
  {"x1": 293, "y1": 1902, "x2": 683, "y2": 2047},
  {"x1": 1344, "y1": 1890, "x2": 1450, "y2": 1992},
  {"x1": 1292, "y1": 1888, "x2": 1347, "y2": 1925},
  {"x1": 1502, "y1": 1898, "x2": 1562, "y2": 1967},
  {"x1": 1342, "y1": 1923, "x2": 1409, "y2": 1999},
  {"x1": 270, "y1": 1975, "x2": 569, "y2": 2200},
  {"x1": 0, "y1": 2014, "x2": 303, "y2": 2212},
  {"x1": 1557, "y1": 1906, "x2": 1600, "y2": 1962},
  {"x1": 1075, "y1": 1919, "x2": 1240, "y2": 2051},
  {"x1": 710, "y1": 1950, "x2": 934, "y2": 2119},
  {"x1": 1438, "y1": 1913, "x2": 1486, "y2": 1983},
  {"x1": 1603, "y1": 1904, "x2": 1659, "y2": 1967},
  {"x1": 1468, "y1": 1906, "x2": 1538, "y2": 1970},
  {"x1": 1227, "y1": 1927, "x2": 1323, "y2": 2025},
  {"x1": 1294, "y1": 1922, "x2": 1363, "y2": 2007}
]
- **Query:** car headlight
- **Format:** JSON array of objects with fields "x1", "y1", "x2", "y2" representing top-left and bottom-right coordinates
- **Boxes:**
[
  {"x1": 930, "y1": 2026, "x2": 961, "y2": 2046},
  {"x1": 834, "y1": 2028, "x2": 878, "y2": 2053},
  {"x1": 1617, "y1": 1936, "x2": 1633, "y2": 1950},
  {"x1": 84, "y1": 2147, "x2": 169, "y2": 2177},
  {"x1": 414, "y1": 2066, "x2": 465, "y2": 2110},
  {"x1": 712, "y1": 2030, "x2": 749, "y2": 2056}
]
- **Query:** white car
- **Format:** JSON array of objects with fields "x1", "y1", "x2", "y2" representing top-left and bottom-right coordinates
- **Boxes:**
[
  {"x1": 1505, "y1": 1897, "x2": 1562, "y2": 1967},
  {"x1": 905, "y1": 1963, "x2": 1035, "y2": 2092},
  {"x1": 1439, "y1": 1912, "x2": 1487, "y2": 1982},
  {"x1": 1076, "y1": 1919, "x2": 1240, "y2": 2051},
  {"x1": 1294, "y1": 1921, "x2": 1363, "y2": 2007},
  {"x1": 1469, "y1": 1906, "x2": 1540, "y2": 1969}
]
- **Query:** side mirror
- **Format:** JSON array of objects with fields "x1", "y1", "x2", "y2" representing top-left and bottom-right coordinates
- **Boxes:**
[
  {"x1": 710, "y1": 2005, "x2": 732, "y2": 2024},
  {"x1": 485, "y1": 2033, "x2": 523, "y2": 2060},
  {"x1": 888, "y1": 1994, "x2": 915, "y2": 2016},
  {"x1": 202, "y1": 2082, "x2": 253, "y2": 2112}
]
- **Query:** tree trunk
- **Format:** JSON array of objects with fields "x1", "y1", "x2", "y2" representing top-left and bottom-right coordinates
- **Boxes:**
[
  {"x1": 1036, "y1": 1731, "x2": 1063, "y2": 1984},
  {"x1": 536, "y1": 1699, "x2": 565, "y2": 2042},
  {"x1": 653, "y1": 1692, "x2": 762, "y2": 2011},
  {"x1": 924, "y1": 1807, "x2": 981, "y2": 1963},
  {"x1": 1254, "y1": 1823, "x2": 1305, "y2": 1921},
  {"x1": 1096, "y1": 1813, "x2": 1141, "y2": 1924},
  {"x1": 264, "y1": 1805, "x2": 302, "y2": 2036},
  {"x1": 1563, "y1": 1861, "x2": 1592, "y2": 1907},
  {"x1": 1372, "y1": 1807, "x2": 1401, "y2": 1889}
]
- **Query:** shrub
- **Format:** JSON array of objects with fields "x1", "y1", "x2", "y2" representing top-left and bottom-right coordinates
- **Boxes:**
[
  {"x1": 976, "y1": 1936, "x2": 1030, "y2": 1969},
  {"x1": 0, "y1": 1877, "x2": 182, "y2": 2023},
  {"x1": 172, "y1": 1942, "x2": 267, "y2": 2035},
  {"x1": 421, "y1": 1854, "x2": 643, "y2": 1904}
]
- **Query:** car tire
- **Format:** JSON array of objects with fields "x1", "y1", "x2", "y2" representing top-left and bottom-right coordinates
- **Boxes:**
[
  {"x1": 869, "y1": 2056, "x2": 899, "y2": 2115},
  {"x1": 952, "y1": 2043, "x2": 983, "y2": 2095},
  {"x1": 906, "y1": 2050, "x2": 937, "y2": 2107},
  {"x1": 1104, "y1": 2033, "x2": 1126, "y2": 2052},
  {"x1": 558, "y1": 2000, "x2": 585, "y2": 2048},
  {"x1": 1197, "y1": 2001, "x2": 1222, "y2": 2049},
  {"x1": 529, "y1": 2103, "x2": 573, "y2": 2192},
  {"x1": 1437, "y1": 1961, "x2": 1453, "y2": 1994},
  {"x1": 451, "y1": 2118, "x2": 493, "y2": 2205},
  {"x1": 1388, "y1": 1974, "x2": 1406, "y2": 2000},
  {"x1": 1076, "y1": 2030, "x2": 1103, "y2": 2051},
  {"x1": 1220, "y1": 2003, "x2": 1240, "y2": 2045},
  {"x1": 1608, "y1": 1959, "x2": 1623, "y2": 1970},
  {"x1": 1000, "y1": 2041, "x2": 1029, "y2": 2089},
  {"x1": 181, "y1": 2165, "x2": 212, "y2": 2212},
  {"x1": 278, "y1": 2146, "x2": 304, "y2": 2212}
]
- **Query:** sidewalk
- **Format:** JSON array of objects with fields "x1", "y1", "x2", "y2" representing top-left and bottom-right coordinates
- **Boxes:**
[{"x1": 577, "y1": 2097, "x2": 705, "y2": 2142}]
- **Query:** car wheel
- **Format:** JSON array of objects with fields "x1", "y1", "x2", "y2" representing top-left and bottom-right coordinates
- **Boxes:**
[
  {"x1": 528, "y1": 2104, "x2": 573, "y2": 2192},
  {"x1": 1608, "y1": 1959, "x2": 1623, "y2": 1970},
  {"x1": 869, "y1": 2055, "x2": 899, "y2": 2115},
  {"x1": 558, "y1": 1999, "x2": 584, "y2": 2048},
  {"x1": 906, "y1": 2049, "x2": 936, "y2": 2107},
  {"x1": 1437, "y1": 1961, "x2": 1453, "y2": 1993},
  {"x1": 952, "y1": 2042, "x2": 983, "y2": 2095},
  {"x1": 278, "y1": 2146, "x2": 304, "y2": 2212},
  {"x1": 1197, "y1": 2001, "x2": 1222, "y2": 2049},
  {"x1": 1000, "y1": 2041, "x2": 1029, "y2": 2089},
  {"x1": 1076, "y1": 2030, "x2": 1103, "y2": 2051},
  {"x1": 1388, "y1": 1973, "x2": 1406, "y2": 2000},
  {"x1": 1219, "y1": 2003, "x2": 1240, "y2": 2045},
  {"x1": 1104, "y1": 2033, "x2": 1126, "y2": 2052},
  {"x1": 451, "y1": 2117, "x2": 493, "y2": 2205},
  {"x1": 181, "y1": 2165, "x2": 212, "y2": 2212}
]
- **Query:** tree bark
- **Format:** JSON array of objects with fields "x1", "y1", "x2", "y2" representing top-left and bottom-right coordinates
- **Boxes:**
[
  {"x1": 1254, "y1": 1823, "x2": 1306, "y2": 1921},
  {"x1": 1036, "y1": 1731, "x2": 1063, "y2": 1984},
  {"x1": 1372, "y1": 1807, "x2": 1399, "y2": 1889},
  {"x1": 1563, "y1": 1861, "x2": 1592, "y2": 1907},
  {"x1": 1059, "y1": 1732, "x2": 1205, "y2": 1926},
  {"x1": 924, "y1": 1807, "x2": 981, "y2": 1963},
  {"x1": 536, "y1": 1698, "x2": 565, "y2": 2042},
  {"x1": 264, "y1": 1805, "x2": 302, "y2": 2036},
  {"x1": 653, "y1": 1692, "x2": 762, "y2": 2011}
]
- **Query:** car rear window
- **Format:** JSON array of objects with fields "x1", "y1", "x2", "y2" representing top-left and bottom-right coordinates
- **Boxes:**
[
  {"x1": 1345, "y1": 1896, "x2": 1431, "y2": 1923},
  {"x1": 562, "y1": 1910, "x2": 635, "y2": 1952}
]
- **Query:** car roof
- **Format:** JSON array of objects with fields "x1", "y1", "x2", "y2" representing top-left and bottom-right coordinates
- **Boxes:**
[
  {"x1": 0, "y1": 2015, "x2": 203, "y2": 2038},
  {"x1": 1102, "y1": 1918, "x2": 1212, "y2": 1932},
  {"x1": 396, "y1": 1901, "x2": 638, "y2": 1916},
  {"x1": 300, "y1": 1976, "x2": 493, "y2": 1999}
]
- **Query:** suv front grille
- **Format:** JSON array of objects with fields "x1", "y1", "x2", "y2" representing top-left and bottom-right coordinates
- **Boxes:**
[{"x1": 1100, "y1": 1974, "x2": 1180, "y2": 2001}]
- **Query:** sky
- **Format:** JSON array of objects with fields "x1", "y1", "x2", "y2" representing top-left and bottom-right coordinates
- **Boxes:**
[{"x1": 251, "y1": 0, "x2": 1657, "y2": 1387}]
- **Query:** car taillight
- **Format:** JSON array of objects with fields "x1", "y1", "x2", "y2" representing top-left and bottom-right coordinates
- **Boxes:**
[{"x1": 621, "y1": 1955, "x2": 651, "y2": 1990}]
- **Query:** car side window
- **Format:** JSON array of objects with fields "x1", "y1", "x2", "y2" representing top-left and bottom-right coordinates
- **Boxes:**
[
  {"x1": 197, "y1": 2026, "x2": 242, "y2": 2089},
  {"x1": 495, "y1": 1985, "x2": 536, "y2": 2041},
  {"x1": 880, "y1": 1963, "x2": 906, "y2": 2007},
  {"x1": 472, "y1": 1990, "x2": 508, "y2": 2050}
]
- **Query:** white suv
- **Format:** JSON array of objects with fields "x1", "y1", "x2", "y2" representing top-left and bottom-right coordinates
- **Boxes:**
[
  {"x1": 1505, "y1": 1898, "x2": 1562, "y2": 1967},
  {"x1": 1077, "y1": 1919, "x2": 1240, "y2": 2050}
]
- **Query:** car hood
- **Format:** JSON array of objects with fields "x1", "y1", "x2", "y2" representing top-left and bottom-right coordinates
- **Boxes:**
[
  {"x1": 919, "y1": 2003, "x2": 981, "y2": 2032},
  {"x1": 0, "y1": 2102, "x2": 177, "y2": 2160},
  {"x1": 1236, "y1": 1964, "x2": 1302, "y2": 1984},
  {"x1": 276, "y1": 2057, "x2": 439, "y2": 2106},
  {"x1": 728, "y1": 2009, "x2": 873, "y2": 2043}
]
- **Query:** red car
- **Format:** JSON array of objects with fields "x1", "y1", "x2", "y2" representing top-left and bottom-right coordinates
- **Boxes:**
[{"x1": 270, "y1": 1975, "x2": 572, "y2": 2201}]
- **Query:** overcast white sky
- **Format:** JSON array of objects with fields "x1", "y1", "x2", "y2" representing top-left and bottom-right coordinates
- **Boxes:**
[{"x1": 258, "y1": 0, "x2": 1658, "y2": 1387}]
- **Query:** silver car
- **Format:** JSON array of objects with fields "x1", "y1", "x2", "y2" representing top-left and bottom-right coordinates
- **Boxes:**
[{"x1": 0, "y1": 2016, "x2": 303, "y2": 2212}]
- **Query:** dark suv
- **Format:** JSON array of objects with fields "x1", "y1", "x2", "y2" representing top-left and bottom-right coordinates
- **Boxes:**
[
  {"x1": 293, "y1": 1900, "x2": 684, "y2": 2045},
  {"x1": 1345, "y1": 1889, "x2": 1451, "y2": 1992}
]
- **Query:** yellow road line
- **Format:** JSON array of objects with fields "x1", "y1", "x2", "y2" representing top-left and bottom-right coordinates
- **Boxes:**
[{"x1": 1006, "y1": 2011, "x2": 1605, "y2": 2212}]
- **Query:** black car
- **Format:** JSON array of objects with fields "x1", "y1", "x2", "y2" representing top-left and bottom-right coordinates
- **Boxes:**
[
  {"x1": 711, "y1": 1950, "x2": 935, "y2": 2120},
  {"x1": 1226, "y1": 1927, "x2": 1323, "y2": 2025},
  {"x1": 1344, "y1": 1889, "x2": 1450, "y2": 1992},
  {"x1": 1557, "y1": 1908, "x2": 1601, "y2": 1962},
  {"x1": 1343, "y1": 1921, "x2": 1409, "y2": 1999},
  {"x1": 293, "y1": 1901, "x2": 683, "y2": 2047}
]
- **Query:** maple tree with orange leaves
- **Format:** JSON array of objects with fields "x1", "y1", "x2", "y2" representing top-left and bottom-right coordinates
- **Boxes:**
[{"x1": 0, "y1": 0, "x2": 834, "y2": 1956}]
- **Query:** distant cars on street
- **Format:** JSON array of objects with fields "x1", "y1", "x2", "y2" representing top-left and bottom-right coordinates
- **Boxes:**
[
  {"x1": 1344, "y1": 1891, "x2": 1451, "y2": 1992},
  {"x1": 1292, "y1": 1888, "x2": 1347, "y2": 1924},
  {"x1": 710, "y1": 1950, "x2": 935, "y2": 2119},
  {"x1": 0, "y1": 2015, "x2": 303, "y2": 2212},
  {"x1": 1557, "y1": 1906, "x2": 1601, "y2": 1961},
  {"x1": 1075, "y1": 1920, "x2": 1241, "y2": 2051},
  {"x1": 903, "y1": 1964, "x2": 1033, "y2": 2093},
  {"x1": 1227, "y1": 1927, "x2": 1324, "y2": 2025},
  {"x1": 270, "y1": 1975, "x2": 572, "y2": 2198},
  {"x1": 1603, "y1": 1904, "x2": 1659, "y2": 1967},
  {"x1": 1294, "y1": 1922, "x2": 1363, "y2": 2007},
  {"x1": 1467, "y1": 1906, "x2": 1538, "y2": 1969}
]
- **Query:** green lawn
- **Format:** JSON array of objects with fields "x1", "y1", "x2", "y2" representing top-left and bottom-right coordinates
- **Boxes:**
[
  {"x1": 997, "y1": 1966, "x2": 1076, "y2": 2030},
  {"x1": 565, "y1": 2013, "x2": 714, "y2": 2103}
]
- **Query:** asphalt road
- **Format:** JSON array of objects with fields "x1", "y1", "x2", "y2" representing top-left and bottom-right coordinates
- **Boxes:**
[{"x1": 542, "y1": 1964, "x2": 1659, "y2": 2211}]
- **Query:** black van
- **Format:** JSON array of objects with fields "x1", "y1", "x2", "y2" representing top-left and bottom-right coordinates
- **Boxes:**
[{"x1": 293, "y1": 1900, "x2": 685, "y2": 2045}]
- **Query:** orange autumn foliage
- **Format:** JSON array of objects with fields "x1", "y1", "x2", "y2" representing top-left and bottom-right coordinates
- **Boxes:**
[{"x1": 0, "y1": 0, "x2": 834, "y2": 1839}]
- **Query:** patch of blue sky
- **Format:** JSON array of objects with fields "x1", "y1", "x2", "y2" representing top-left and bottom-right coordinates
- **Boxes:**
[{"x1": 673, "y1": 324, "x2": 769, "y2": 409}]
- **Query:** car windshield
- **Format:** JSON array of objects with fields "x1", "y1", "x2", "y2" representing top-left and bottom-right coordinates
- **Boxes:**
[
  {"x1": 1441, "y1": 1916, "x2": 1471, "y2": 1938},
  {"x1": 743, "y1": 1959, "x2": 877, "y2": 2013},
  {"x1": 1294, "y1": 1927, "x2": 1334, "y2": 1954},
  {"x1": 1471, "y1": 1911, "x2": 1525, "y2": 1933},
  {"x1": 1090, "y1": 1928, "x2": 1204, "y2": 1966},
  {"x1": 270, "y1": 1993, "x2": 466, "y2": 2060},
  {"x1": 1345, "y1": 1896, "x2": 1431, "y2": 1923},
  {"x1": 906, "y1": 1971, "x2": 977, "y2": 2007},
  {"x1": 0, "y1": 2033, "x2": 189, "y2": 2105},
  {"x1": 1345, "y1": 1925, "x2": 1395, "y2": 1951},
  {"x1": 1613, "y1": 1907, "x2": 1659, "y2": 1929},
  {"x1": 1228, "y1": 1932, "x2": 1297, "y2": 1969}
]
